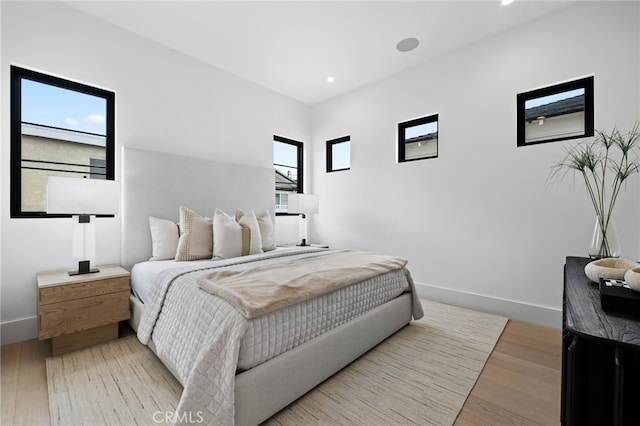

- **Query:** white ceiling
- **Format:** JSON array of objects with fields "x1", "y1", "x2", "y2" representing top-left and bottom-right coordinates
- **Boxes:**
[{"x1": 64, "y1": 1, "x2": 572, "y2": 105}]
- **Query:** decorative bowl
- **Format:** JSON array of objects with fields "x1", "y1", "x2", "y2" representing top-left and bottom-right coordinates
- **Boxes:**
[
  {"x1": 584, "y1": 258, "x2": 639, "y2": 283},
  {"x1": 624, "y1": 267, "x2": 640, "y2": 292}
]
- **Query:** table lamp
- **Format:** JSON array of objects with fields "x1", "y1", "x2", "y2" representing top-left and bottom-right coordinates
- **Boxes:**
[
  {"x1": 287, "y1": 193, "x2": 319, "y2": 246},
  {"x1": 47, "y1": 176, "x2": 120, "y2": 275}
]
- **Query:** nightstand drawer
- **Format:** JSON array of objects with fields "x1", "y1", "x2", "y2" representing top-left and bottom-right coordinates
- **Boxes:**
[
  {"x1": 38, "y1": 290, "x2": 130, "y2": 339},
  {"x1": 39, "y1": 276, "x2": 129, "y2": 305}
]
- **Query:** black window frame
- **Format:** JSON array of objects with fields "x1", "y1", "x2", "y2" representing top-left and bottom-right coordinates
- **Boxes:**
[
  {"x1": 10, "y1": 65, "x2": 115, "y2": 218},
  {"x1": 517, "y1": 76, "x2": 594, "y2": 147},
  {"x1": 326, "y1": 135, "x2": 351, "y2": 173},
  {"x1": 398, "y1": 114, "x2": 439, "y2": 163},
  {"x1": 273, "y1": 135, "x2": 303, "y2": 216}
]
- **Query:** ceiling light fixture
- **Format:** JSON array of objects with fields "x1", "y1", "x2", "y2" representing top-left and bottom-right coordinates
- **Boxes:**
[
  {"x1": 326, "y1": 76, "x2": 335, "y2": 83},
  {"x1": 396, "y1": 37, "x2": 419, "y2": 53},
  {"x1": 501, "y1": 0, "x2": 514, "y2": 5}
]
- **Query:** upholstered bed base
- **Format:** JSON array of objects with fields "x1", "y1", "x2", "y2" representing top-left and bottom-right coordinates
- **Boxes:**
[
  {"x1": 122, "y1": 147, "x2": 414, "y2": 424},
  {"x1": 129, "y1": 293, "x2": 412, "y2": 425}
]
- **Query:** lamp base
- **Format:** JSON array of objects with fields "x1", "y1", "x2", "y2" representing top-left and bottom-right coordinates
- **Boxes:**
[
  {"x1": 68, "y1": 260, "x2": 100, "y2": 276},
  {"x1": 68, "y1": 269, "x2": 100, "y2": 276}
]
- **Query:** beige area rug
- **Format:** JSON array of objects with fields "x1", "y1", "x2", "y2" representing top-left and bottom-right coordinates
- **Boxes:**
[
  {"x1": 46, "y1": 335, "x2": 182, "y2": 426},
  {"x1": 46, "y1": 300, "x2": 507, "y2": 426}
]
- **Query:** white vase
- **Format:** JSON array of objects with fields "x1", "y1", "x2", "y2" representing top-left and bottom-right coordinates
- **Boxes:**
[{"x1": 588, "y1": 215, "x2": 621, "y2": 259}]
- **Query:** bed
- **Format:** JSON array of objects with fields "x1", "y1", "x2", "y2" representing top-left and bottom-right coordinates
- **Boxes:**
[{"x1": 121, "y1": 147, "x2": 423, "y2": 425}]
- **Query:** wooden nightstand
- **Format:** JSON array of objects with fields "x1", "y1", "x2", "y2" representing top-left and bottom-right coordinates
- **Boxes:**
[{"x1": 37, "y1": 264, "x2": 131, "y2": 356}]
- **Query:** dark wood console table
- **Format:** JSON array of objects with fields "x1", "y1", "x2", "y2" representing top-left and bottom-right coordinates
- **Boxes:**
[{"x1": 563, "y1": 257, "x2": 640, "y2": 425}]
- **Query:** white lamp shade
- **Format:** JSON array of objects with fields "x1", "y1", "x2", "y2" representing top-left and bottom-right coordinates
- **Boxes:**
[
  {"x1": 47, "y1": 176, "x2": 120, "y2": 215},
  {"x1": 288, "y1": 193, "x2": 319, "y2": 214}
]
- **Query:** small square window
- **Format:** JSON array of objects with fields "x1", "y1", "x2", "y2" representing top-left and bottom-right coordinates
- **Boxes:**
[
  {"x1": 398, "y1": 114, "x2": 438, "y2": 162},
  {"x1": 517, "y1": 76, "x2": 594, "y2": 147},
  {"x1": 326, "y1": 136, "x2": 350, "y2": 172}
]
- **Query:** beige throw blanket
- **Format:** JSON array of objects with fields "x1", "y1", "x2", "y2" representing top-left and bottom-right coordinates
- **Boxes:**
[{"x1": 197, "y1": 250, "x2": 408, "y2": 319}]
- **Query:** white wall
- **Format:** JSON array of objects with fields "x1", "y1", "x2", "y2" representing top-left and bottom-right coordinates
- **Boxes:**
[
  {"x1": 0, "y1": 2, "x2": 3, "y2": 342},
  {"x1": 310, "y1": 1, "x2": 640, "y2": 328},
  {"x1": 0, "y1": 1, "x2": 310, "y2": 344},
  {"x1": 2, "y1": 2, "x2": 637, "y2": 344}
]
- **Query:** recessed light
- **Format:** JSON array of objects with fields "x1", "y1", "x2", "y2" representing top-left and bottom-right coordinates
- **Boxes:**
[
  {"x1": 396, "y1": 37, "x2": 419, "y2": 53},
  {"x1": 326, "y1": 76, "x2": 335, "y2": 83},
  {"x1": 501, "y1": 0, "x2": 514, "y2": 5}
]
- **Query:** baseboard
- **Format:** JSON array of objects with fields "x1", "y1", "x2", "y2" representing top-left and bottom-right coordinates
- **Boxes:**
[
  {"x1": 1, "y1": 287, "x2": 561, "y2": 345},
  {"x1": 414, "y1": 282, "x2": 562, "y2": 329},
  {"x1": 1, "y1": 316, "x2": 38, "y2": 345}
]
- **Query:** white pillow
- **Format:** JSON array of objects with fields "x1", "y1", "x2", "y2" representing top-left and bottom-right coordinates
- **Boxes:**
[
  {"x1": 148, "y1": 216, "x2": 179, "y2": 261},
  {"x1": 214, "y1": 209, "x2": 262, "y2": 258},
  {"x1": 175, "y1": 206, "x2": 213, "y2": 261},
  {"x1": 256, "y1": 210, "x2": 276, "y2": 252},
  {"x1": 235, "y1": 209, "x2": 263, "y2": 255}
]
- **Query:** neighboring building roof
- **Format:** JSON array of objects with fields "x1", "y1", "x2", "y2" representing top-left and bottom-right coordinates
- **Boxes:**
[
  {"x1": 405, "y1": 132, "x2": 437, "y2": 144},
  {"x1": 22, "y1": 122, "x2": 106, "y2": 147},
  {"x1": 525, "y1": 94, "x2": 584, "y2": 122},
  {"x1": 275, "y1": 169, "x2": 297, "y2": 191}
]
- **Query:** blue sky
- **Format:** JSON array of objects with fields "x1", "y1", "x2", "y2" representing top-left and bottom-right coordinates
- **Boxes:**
[
  {"x1": 331, "y1": 141, "x2": 350, "y2": 170},
  {"x1": 406, "y1": 121, "x2": 437, "y2": 139},
  {"x1": 21, "y1": 79, "x2": 106, "y2": 135},
  {"x1": 274, "y1": 140, "x2": 299, "y2": 180},
  {"x1": 525, "y1": 88, "x2": 584, "y2": 110}
]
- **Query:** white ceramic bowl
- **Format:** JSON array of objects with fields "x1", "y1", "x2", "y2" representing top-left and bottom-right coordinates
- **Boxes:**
[
  {"x1": 624, "y1": 267, "x2": 640, "y2": 292},
  {"x1": 584, "y1": 258, "x2": 639, "y2": 283}
]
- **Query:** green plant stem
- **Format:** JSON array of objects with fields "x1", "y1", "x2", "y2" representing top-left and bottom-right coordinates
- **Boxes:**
[
  {"x1": 581, "y1": 170, "x2": 602, "y2": 218},
  {"x1": 550, "y1": 123, "x2": 640, "y2": 258}
]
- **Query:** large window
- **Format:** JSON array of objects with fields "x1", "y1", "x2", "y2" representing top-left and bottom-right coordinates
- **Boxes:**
[
  {"x1": 398, "y1": 114, "x2": 439, "y2": 162},
  {"x1": 273, "y1": 135, "x2": 303, "y2": 214},
  {"x1": 517, "y1": 76, "x2": 594, "y2": 147},
  {"x1": 326, "y1": 136, "x2": 351, "y2": 172},
  {"x1": 10, "y1": 66, "x2": 115, "y2": 218}
]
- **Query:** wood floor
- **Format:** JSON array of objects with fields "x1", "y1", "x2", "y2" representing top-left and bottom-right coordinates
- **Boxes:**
[
  {"x1": 455, "y1": 320, "x2": 562, "y2": 425},
  {"x1": 1, "y1": 319, "x2": 561, "y2": 426}
]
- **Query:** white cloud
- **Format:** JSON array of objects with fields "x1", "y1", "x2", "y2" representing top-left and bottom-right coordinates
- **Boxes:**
[
  {"x1": 64, "y1": 117, "x2": 78, "y2": 126},
  {"x1": 85, "y1": 114, "x2": 106, "y2": 124}
]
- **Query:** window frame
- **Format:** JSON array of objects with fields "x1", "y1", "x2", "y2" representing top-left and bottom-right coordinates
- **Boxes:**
[
  {"x1": 326, "y1": 135, "x2": 351, "y2": 173},
  {"x1": 398, "y1": 113, "x2": 439, "y2": 163},
  {"x1": 10, "y1": 66, "x2": 115, "y2": 218},
  {"x1": 516, "y1": 76, "x2": 594, "y2": 147},
  {"x1": 273, "y1": 135, "x2": 303, "y2": 216}
]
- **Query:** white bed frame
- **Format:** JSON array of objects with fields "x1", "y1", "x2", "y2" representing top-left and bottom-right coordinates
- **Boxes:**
[{"x1": 121, "y1": 147, "x2": 412, "y2": 425}]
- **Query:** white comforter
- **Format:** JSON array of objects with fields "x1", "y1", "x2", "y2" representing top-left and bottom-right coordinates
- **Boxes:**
[{"x1": 137, "y1": 248, "x2": 422, "y2": 425}]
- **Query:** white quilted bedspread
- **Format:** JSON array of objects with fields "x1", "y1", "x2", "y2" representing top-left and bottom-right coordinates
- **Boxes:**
[{"x1": 137, "y1": 248, "x2": 419, "y2": 425}]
